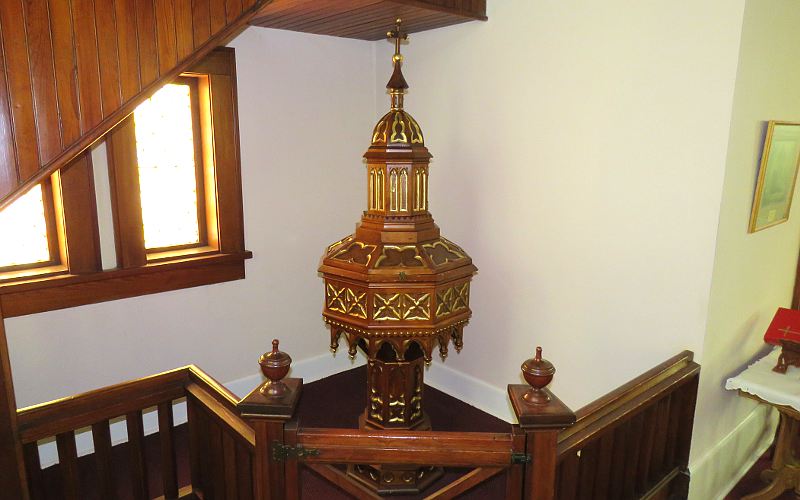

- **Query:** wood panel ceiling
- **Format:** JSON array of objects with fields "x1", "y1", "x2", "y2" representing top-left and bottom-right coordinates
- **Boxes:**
[{"x1": 250, "y1": 0, "x2": 487, "y2": 41}]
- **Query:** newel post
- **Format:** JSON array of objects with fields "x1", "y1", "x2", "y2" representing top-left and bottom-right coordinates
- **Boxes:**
[
  {"x1": 508, "y1": 347, "x2": 575, "y2": 500},
  {"x1": 238, "y1": 340, "x2": 302, "y2": 500}
]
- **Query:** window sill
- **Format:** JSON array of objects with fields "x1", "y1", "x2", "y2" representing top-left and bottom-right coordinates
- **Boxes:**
[
  {"x1": 0, "y1": 250, "x2": 252, "y2": 317},
  {"x1": 0, "y1": 264, "x2": 69, "y2": 285}
]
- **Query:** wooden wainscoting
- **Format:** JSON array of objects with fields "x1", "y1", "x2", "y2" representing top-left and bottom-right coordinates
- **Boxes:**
[
  {"x1": 0, "y1": 0, "x2": 272, "y2": 209},
  {"x1": 555, "y1": 351, "x2": 700, "y2": 500},
  {"x1": 16, "y1": 365, "x2": 254, "y2": 500}
]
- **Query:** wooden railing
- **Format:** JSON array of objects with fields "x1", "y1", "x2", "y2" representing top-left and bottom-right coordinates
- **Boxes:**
[
  {"x1": 10, "y1": 349, "x2": 699, "y2": 500},
  {"x1": 555, "y1": 351, "x2": 700, "y2": 500},
  {"x1": 186, "y1": 368, "x2": 256, "y2": 500},
  {"x1": 291, "y1": 428, "x2": 520, "y2": 499},
  {"x1": 236, "y1": 349, "x2": 578, "y2": 500},
  {"x1": 16, "y1": 365, "x2": 254, "y2": 500}
]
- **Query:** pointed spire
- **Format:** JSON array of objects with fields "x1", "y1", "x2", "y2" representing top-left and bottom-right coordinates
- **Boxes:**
[{"x1": 386, "y1": 19, "x2": 409, "y2": 110}]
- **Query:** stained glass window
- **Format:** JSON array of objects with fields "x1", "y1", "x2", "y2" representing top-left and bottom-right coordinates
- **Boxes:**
[
  {"x1": 0, "y1": 185, "x2": 51, "y2": 268},
  {"x1": 134, "y1": 83, "x2": 201, "y2": 250}
]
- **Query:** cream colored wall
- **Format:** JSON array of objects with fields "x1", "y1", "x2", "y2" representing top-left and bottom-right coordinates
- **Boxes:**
[
  {"x1": 7, "y1": 3, "x2": 793, "y2": 497},
  {"x1": 5, "y1": 27, "x2": 375, "y2": 408},
  {"x1": 374, "y1": 0, "x2": 744, "y2": 408},
  {"x1": 690, "y1": 2, "x2": 800, "y2": 497}
]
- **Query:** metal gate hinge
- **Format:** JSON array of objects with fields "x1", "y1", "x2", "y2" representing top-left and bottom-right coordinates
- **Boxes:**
[
  {"x1": 511, "y1": 452, "x2": 531, "y2": 465},
  {"x1": 271, "y1": 441, "x2": 320, "y2": 462}
]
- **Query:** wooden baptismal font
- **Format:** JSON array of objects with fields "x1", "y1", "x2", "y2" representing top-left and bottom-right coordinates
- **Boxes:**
[{"x1": 318, "y1": 20, "x2": 477, "y2": 495}]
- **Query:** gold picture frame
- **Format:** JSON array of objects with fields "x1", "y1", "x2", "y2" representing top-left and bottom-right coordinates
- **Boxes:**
[{"x1": 749, "y1": 121, "x2": 800, "y2": 232}]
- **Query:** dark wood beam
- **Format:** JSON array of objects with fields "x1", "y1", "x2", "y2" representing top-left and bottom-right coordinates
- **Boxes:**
[{"x1": 0, "y1": 305, "x2": 28, "y2": 499}]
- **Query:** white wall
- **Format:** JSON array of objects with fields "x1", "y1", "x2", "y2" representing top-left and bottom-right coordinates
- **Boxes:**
[
  {"x1": 7, "y1": 3, "x2": 795, "y2": 498},
  {"x1": 5, "y1": 27, "x2": 376, "y2": 408},
  {"x1": 690, "y1": 2, "x2": 800, "y2": 498},
  {"x1": 375, "y1": 0, "x2": 744, "y2": 411}
]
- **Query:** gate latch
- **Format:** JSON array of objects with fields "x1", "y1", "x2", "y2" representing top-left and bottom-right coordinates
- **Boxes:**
[
  {"x1": 511, "y1": 452, "x2": 531, "y2": 465},
  {"x1": 271, "y1": 441, "x2": 320, "y2": 461}
]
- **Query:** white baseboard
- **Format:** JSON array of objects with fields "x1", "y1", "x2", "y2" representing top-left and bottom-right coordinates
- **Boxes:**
[
  {"x1": 225, "y1": 349, "x2": 368, "y2": 398},
  {"x1": 424, "y1": 361, "x2": 514, "y2": 422},
  {"x1": 687, "y1": 404, "x2": 777, "y2": 500}
]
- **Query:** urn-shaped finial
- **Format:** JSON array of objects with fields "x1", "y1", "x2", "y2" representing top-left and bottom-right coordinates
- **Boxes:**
[
  {"x1": 259, "y1": 339, "x2": 292, "y2": 397},
  {"x1": 520, "y1": 346, "x2": 556, "y2": 405}
]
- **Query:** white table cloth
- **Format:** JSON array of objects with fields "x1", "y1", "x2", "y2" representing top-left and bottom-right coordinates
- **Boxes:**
[{"x1": 726, "y1": 346, "x2": 800, "y2": 411}]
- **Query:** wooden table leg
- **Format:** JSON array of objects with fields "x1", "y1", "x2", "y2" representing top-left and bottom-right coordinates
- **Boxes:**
[{"x1": 743, "y1": 411, "x2": 800, "y2": 500}]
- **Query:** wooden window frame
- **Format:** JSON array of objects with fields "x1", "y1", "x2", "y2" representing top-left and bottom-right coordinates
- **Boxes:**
[
  {"x1": 0, "y1": 48, "x2": 250, "y2": 317},
  {"x1": 132, "y1": 75, "x2": 210, "y2": 256},
  {"x1": 0, "y1": 179, "x2": 61, "y2": 275}
]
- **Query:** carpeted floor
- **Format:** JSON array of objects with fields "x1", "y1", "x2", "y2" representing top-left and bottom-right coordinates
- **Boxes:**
[
  {"x1": 38, "y1": 364, "x2": 512, "y2": 499},
  {"x1": 726, "y1": 446, "x2": 794, "y2": 499},
  {"x1": 294, "y1": 365, "x2": 511, "y2": 499}
]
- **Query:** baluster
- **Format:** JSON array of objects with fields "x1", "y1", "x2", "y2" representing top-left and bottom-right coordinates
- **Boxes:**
[
  {"x1": 508, "y1": 346, "x2": 576, "y2": 500},
  {"x1": 636, "y1": 405, "x2": 658, "y2": 493},
  {"x1": 577, "y1": 439, "x2": 599, "y2": 499},
  {"x1": 236, "y1": 442, "x2": 254, "y2": 500},
  {"x1": 676, "y1": 379, "x2": 698, "y2": 466},
  {"x1": 190, "y1": 403, "x2": 214, "y2": 498},
  {"x1": 223, "y1": 432, "x2": 238, "y2": 499},
  {"x1": 649, "y1": 395, "x2": 671, "y2": 482},
  {"x1": 92, "y1": 419, "x2": 116, "y2": 499},
  {"x1": 593, "y1": 432, "x2": 615, "y2": 498},
  {"x1": 210, "y1": 422, "x2": 226, "y2": 499},
  {"x1": 126, "y1": 410, "x2": 149, "y2": 500},
  {"x1": 22, "y1": 442, "x2": 45, "y2": 500},
  {"x1": 608, "y1": 425, "x2": 627, "y2": 499},
  {"x1": 187, "y1": 395, "x2": 205, "y2": 496},
  {"x1": 622, "y1": 413, "x2": 644, "y2": 498},
  {"x1": 158, "y1": 401, "x2": 179, "y2": 499},
  {"x1": 557, "y1": 452, "x2": 579, "y2": 500},
  {"x1": 664, "y1": 389, "x2": 683, "y2": 470},
  {"x1": 56, "y1": 430, "x2": 80, "y2": 500}
]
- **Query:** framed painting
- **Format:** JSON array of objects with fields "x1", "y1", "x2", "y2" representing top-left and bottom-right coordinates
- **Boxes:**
[{"x1": 749, "y1": 121, "x2": 800, "y2": 232}]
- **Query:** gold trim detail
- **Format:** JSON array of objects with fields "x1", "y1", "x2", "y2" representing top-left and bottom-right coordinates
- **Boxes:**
[
  {"x1": 408, "y1": 115, "x2": 424, "y2": 144},
  {"x1": 326, "y1": 235, "x2": 353, "y2": 255},
  {"x1": 421, "y1": 169, "x2": 427, "y2": 209},
  {"x1": 399, "y1": 169, "x2": 408, "y2": 211},
  {"x1": 390, "y1": 112, "x2": 407, "y2": 143},
  {"x1": 413, "y1": 168, "x2": 428, "y2": 211},
  {"x1": 369, "y1": 167, "x2": 385, "y2": 210},
  {"x1": 326, "y1": 283, "x2": 367, "y2": 319},
  {"x1": 323, "y1": 317, "x2": 468, "y2": 337},
  {"x1": 376, "y1": 169, "x2": 384, "y2": 209},
  {"x1": 389, "y1": 169, "x2": 398, "y2": 211},
  {"x1": 422, "y1": 239, "x2": 466, "y2": 266},
  {"x1": 369, "y1": 362, "x2": 384, "y2": 422},
  {"x1": 372, "y1": 118, "x2": 387, "y2": 144},
  {"x1": 374, "y1": 245, "x2": 424, "y2": 268},
  {"x1": 332, "y1": 241, "x2": 377, "y2": 266},
  {"x1": 374, "y1": 293, "x2": 431, "y2": 321},
  {"x1": 372, "y1": 111, "x2": 424, "y2": 146},
  {"x1": 436, "y1": 283, "x2": 470, "y2": 318},
  {"x1": 388, "y1": 367, "x2": 406, "y2": 423}
]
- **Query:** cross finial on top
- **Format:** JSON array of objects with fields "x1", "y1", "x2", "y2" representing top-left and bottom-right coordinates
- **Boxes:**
[
  {"x1": 387, "y1": 18, "x2": 408, "y2": 64},
  {"x1": 386, "y1": 19, "x2": 409, "y2": 108}
]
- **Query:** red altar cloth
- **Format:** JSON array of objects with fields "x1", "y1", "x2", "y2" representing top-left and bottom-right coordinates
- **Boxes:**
[{"x1": 764, "y1": 307, "x2": 800, "y2": 345}]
